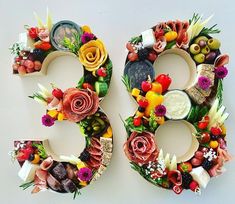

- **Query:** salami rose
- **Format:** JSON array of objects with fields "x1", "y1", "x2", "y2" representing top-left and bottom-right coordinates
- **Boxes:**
[
  {"x1": 123, "y1": 131, "x2": 159, "y2": 164},
  {"x1": 62, "y1": 88, "x2": 99, "y2": 122}
]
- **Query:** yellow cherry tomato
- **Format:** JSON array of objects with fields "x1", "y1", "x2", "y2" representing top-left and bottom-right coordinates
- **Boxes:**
[
  {"x1": 57, "y1": 113, "x2": 65, "y2": 121},
  {"x1": 156, "y1": 116, "x2": 165, "y2": 125},
  {"x1": 220, "y1": 124, "x2": 226, "y2": 136},
  {"x1": 164, "y1": 31, "x2": 178, "y2": 42},
  {"x1": 209, "y1": 140, "x2": 219, "y2": 149},
  {"x1": 144, "y1": 91, "x2": 164, "y2": 117},
  {"x1": 136, "y1": 111, "x2": 144, "y2": 118},
  {"x1": 151, "y1": 82, "x2": 162, "y2": 94},
  {"x1": 31, "y1": 154, "x2": 40, "y2": 164}
]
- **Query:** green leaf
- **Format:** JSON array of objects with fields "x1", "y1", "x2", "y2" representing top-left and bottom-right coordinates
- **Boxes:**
[
  {"x1": 216, "y1": 79, "x2": 223, "y2": 108},
  {"x1": 189, "y1": 13, "x2": 201, "y2": 25},
  {"x1": 32, "y1": 142, "x2": 47, "y2": 159},
  {"x1": 77, "y1": 77, "x2": 84, "y2": 88},
  {"x1": 130, "y1": 36, "x2": 142, "y2": 44},
  {"x1": 103, "y1": 59, "x2": 113, "y2": 85},
  {"x1": 121, "y1": 75, "x2": 131, "y2": 92},
  {"x1": 149, "y1": 110, "x2": 159, "y2": 132}
]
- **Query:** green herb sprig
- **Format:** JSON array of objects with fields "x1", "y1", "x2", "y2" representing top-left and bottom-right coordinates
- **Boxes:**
[
  {"x1": 121, "y1": 75, "x2": 131, "y2": 92},
  {"x1": 216, "y1": 79, "x2": 223, "y2": 108},
  {"x1": 19, "y1": 181, "x2": 34, "y2": 190}
]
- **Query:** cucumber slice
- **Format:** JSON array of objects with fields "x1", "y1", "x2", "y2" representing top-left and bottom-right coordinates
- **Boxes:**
[
  {"x1": 198, "y1": 106, "x2": 209, "y2": 120},
  {"x1": 187, "y1": 106, "x2": 195, "y2": 122},
  {"x1": 193, "y1": 105, "x2": 199, "y2": 122},
  {"x1": 95, "y1": 81, "x2": 108, "y2": 97}
]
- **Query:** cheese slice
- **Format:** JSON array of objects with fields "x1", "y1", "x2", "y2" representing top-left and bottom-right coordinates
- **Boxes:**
[
  {"x1": 141, "y1": 29, "x2": 156, "y2": 48},
  {"x1": 190, "y1": 167, "x2": 210, "y2": 188},
  {"x1": 18, "y1": 160, "x2": 40, "y2": 182},
  {"x1": 18, "y1": 32, "x2": 35, "y2": 51}
]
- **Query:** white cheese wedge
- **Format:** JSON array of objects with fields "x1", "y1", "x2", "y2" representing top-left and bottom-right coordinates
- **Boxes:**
[
  {"x1": 18, "y1": 160, "x2": 40, "y2": 182},
  {"x1": 141, "y1": 29, "x2": 156, "y2": 48},
  {"x1": 19, "y1": 32, "x2": 35, "y2": 51},
  {"x1": 190, "y1": 167, "x2": 210, "y2": 188}
]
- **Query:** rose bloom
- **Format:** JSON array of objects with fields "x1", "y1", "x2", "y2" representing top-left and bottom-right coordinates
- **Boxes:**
[
  {"x1": 62, "y1": 88, "x2": 99, "y2": 122},
  {"x1": 124, "y1": 131, "x2": 159, "y2": 164},
  {"x1": 78, "y1": 39, "x2": 108, "y2": 72}
]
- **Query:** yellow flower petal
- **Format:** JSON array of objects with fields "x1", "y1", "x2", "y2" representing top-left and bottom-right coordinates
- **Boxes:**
[
  {"x1": 77, "y1": 161, "x2": 86, "y2": 169},
  {"x1": 57, "y1": 113, "x2": 65, "y2": 121}
]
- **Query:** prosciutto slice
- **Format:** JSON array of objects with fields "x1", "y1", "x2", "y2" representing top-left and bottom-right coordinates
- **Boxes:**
[
  {"x1": 62, "y1": 88, "x2": 99, "y2": 122},
  {"x1": 87, "y1": 138, "x2": 102, "y2": 169}
]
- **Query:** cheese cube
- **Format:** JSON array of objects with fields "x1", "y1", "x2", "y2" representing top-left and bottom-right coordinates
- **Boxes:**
[
  {"x1": 18, "y1": 160, "x2": 40, "y2": 182},
  {"x1": 141, "y1": 29, "x2": 156, "y2": 48},
  {"x1": 190, "y1": 167, "x2": 210, "y2": 188},
  {"x1": 19, "y1": 32, "x2": 35, "y2": 51}
]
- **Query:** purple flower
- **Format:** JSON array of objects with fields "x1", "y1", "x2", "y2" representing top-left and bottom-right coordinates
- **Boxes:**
[
  {"x1": 81, "y1": 32, "x2": 94, "y2": 44},
  {"x1": 154, "y1": 105, "x2": 166, "y2": 116},
  {"x1": 198, "y1": 76, "x2": 211, "y2": 90},
  {"x1": 41, "y1": 114, "x2": 55, "y2": 127},
  {"x1": 215, "y1": 66, "x2": 228, "y2": 79},
  {"x1": 77, "y1": 167, "x2": 92, "y2": 182}
]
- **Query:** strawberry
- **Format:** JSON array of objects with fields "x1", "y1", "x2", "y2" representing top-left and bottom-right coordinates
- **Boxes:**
[
  {"x1": 52, "y1": 88, "x2": 64, "y2": 99},
  {"x1": 34, "y1": 41, "x2": 52, "y2": 51},
  {"x1": 177, "y1": 162, "x2": 192, "y2": 172},
  {"x1": 138, "y1": 98, "x2": 149, "y2": 108},
  {"x1": 28, "y1": 27, "x2": 38, "y2": 39},
  {"x1": 133, "y1": 117, "x2": 142, "y2": 126},
  {"x1": 96, "y1": 67, "x2": 107, "y2": 77},
  {"x1": 189, "y1": 180, "x2": 199, "y2": 192},
  {"x1": 210, "y1": 127, "x2": 222, "y2": 136}
]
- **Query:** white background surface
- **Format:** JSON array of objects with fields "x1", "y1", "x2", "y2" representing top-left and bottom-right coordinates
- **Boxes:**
[{"x1": 0, "y1": 0, "x2": 234, "y2": 203}]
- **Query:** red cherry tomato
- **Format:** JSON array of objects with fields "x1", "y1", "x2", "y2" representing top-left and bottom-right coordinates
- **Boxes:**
[
  {"x1": 198, "y1": 121, "x2": 208, "y2": 130},
  {"x1": 133, "y1": 117, "x2": 142, "y2": 126},
  {"x1": 52, "y1": 88, "x2": 64, "y2": 99},
  {"x1": 138, "y1": 98, "x2": 149, "y2": 108},
  {"x1": 82, "y1": 83, "x2": 94, "y2": 90}
]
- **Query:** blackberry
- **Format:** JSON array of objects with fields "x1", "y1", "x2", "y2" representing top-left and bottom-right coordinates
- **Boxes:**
[
  {"x1": 202, "y1": 159, "x2": 213, "y2": 171},
  {"x1": 79, "y1": 150, "x2": 90, "y2": 162},
  {"x1": 32, "y1": 49, "x2": 45, "y2": 62},
  {"x1": 181, "y1": 172, "x2": 193, "y2": 189},
  {"x1": 138, "y1": 49, "x2": 149, "y2": 60}
]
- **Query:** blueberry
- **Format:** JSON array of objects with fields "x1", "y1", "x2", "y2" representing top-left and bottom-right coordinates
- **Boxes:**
[
  {"x1": 138, "y1": 106, "x2": 145, "y2": 112},
  {"x1": 28, "y1": 153, "x2": 35, "y2": 161}
]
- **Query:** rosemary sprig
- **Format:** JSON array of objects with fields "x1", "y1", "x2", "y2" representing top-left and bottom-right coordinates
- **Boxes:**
[
  {"x1": 216, "y1": 79, "x2": 223, "y2": 108},
  {"x1": 73, "y1": 188, "x2": 81, "y2": 199},
  {"x1": 189, "y1": 13, "x2": 201, "y2": 25},
  {"x1": 77, "y1": 76, "x2": 84, "y2": 89},
  {"x1": 130, "y1": 36, "x2": 142, "y2": 44},
  {"x1": 19, "y1": 181, "x2": 34, "y2": 190},
  {"x1": 121, "y1": 75, "x2": 131, "y2": 92},
  {"x1": 29, "y1": 93, "x2": 47, "y2": 102},
  {"x1": 103, "y1": 59, "x2": 113, "y2": 85},
  {"x1": 200, "y1": 24, "x2": 220, "y2": 36},
  {"x1": 62, "y1": 33, "x2": 82, "y2": 54}
]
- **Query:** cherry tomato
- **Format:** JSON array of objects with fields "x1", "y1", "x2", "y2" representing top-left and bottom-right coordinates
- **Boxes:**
[{"x1": 133, "y1": 117, "x2": 142, "y2": 126}]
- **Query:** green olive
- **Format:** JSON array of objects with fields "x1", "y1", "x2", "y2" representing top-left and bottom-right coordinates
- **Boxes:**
[
  {"x1": 194, "y1": 53, "x2": 205, "y2": 63},
  {"x1": 194, "y1": 36, "x2": 209, "y2": 44},
  {"x1": 201, "y1": 45, "x2": 210, "y2": 54},
  {"x1": 190, "y1": 44, "x2": 201, "y2": 55},
  {"x1": 207, "y1": 38, "x2": 221, "y2": 50}
]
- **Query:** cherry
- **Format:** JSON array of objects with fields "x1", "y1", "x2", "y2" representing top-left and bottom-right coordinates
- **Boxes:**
[
  {"x1": 52, "y1": 88, "x2": 64, "y2": 99},
  {"x1": 138, "y1": 98, "x2": 149, "y2": 108}
]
